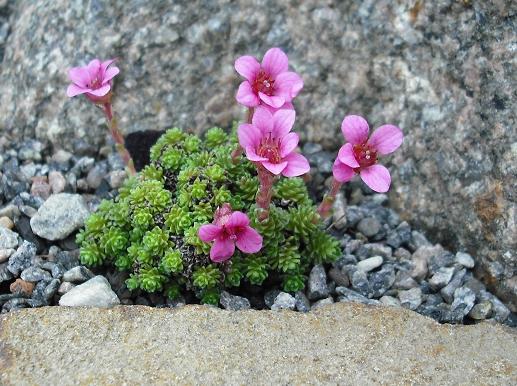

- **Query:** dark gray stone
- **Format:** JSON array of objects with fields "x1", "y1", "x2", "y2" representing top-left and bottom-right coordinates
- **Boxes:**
[
  {"x1": 328, "y1": 267, "x2": 349, "y2": 288},
  {"x1": 468, "y1": 301, "x2": 493, "y2": 320},
  {"x1": 20, "y1": 267, "x2": 52, "y2": 282},
  {"x1": 429, "y1": 267, "x2": 455, "y2": 291},
  {"x1": 307, "y1": 264, "x2": 329, "y2": 301},
  {"x1": 219, "y1": 291, "x2": 250, "y2": 311},
  {"x1": 350, "y1": 270, "x2": 370, "y2": 297},
  {"x1": 451, "y1": 287, "x2": 476, "y2": 317},
  {"x1": 62, "y1": 266, "x2": 94, "y2": 283},
  {"x1": 440, "y1": 268, "x2": 467, "y2": 304},
  {"x1": 369, "y1": 265, "x2": 396, "y2": 298},
  {"x1": 264, "y1": 290, "x2": 282, "y2": 309},
  {"x1": 356, "y1": 217, "x2": 381, "y2": 238},
  {"x1": 335, "y1": 287, "x2": 380, "y2": 306},
  {"x1": 294, "y1": 291, "x2": 310, "y2": 313},
  {"x1": 0, "y1": 262, "x2": 13, "y2": 283},
  {"x1": 398, "y1": 288, "x2": 422, "y2": 311},
  {"x1": 311, "y1": 297, "x2": 334, "y2": 310},
  {"x1": 7, "y1": 240, "x2": 37, "y2": 276}
]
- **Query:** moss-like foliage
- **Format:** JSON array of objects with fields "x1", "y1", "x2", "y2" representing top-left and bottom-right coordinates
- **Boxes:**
[{"x1": 77, "y1": 128, "x2": 340, "y2": 304}]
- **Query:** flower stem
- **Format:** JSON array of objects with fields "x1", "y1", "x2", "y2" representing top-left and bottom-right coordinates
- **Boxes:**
[
  {"x1": 103, "y1": 103, "x2": 136, "y2": 176},
  {"x1": 256, "y1": 164, "x2": 276, "y2": 222},
  {"x1": 231, "y1": 107, "x2": 254, "y2": 162},
  {"x1": 317, "y1": 178, "x2": 343, "y2": 219}
]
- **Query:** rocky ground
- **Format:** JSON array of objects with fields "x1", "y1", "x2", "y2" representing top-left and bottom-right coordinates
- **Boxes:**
[{"x1": 0, "y1": 133, "x2": 514, "y2": 327}]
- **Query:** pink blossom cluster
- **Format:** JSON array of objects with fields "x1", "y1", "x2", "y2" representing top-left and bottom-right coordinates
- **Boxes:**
[{"x1": 67, "y1": 48, "x2": 403, "y2": 264}]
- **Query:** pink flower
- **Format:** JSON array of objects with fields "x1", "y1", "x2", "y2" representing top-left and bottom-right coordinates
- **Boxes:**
[
  {"x1": 238, "y1": 107, "x2": 310, "y2": 177},
  {"x1": 198, "y1": 204, "x2": 263, "y2": 263},
  {"x1": 67, "y1": 59, "x2": 119, "y2": 104},
  {"x1": 235, "y1": 48, "x2": 303, "y2": 109},
  {"x1": 333, "y1": 115, "x2": 403, "y2": 193}
]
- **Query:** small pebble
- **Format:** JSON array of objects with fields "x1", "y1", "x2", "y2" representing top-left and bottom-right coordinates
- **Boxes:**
[
  {"x1": 9, "y1": 279, "x2": 35, "y2": 297},
  {"x1": 468, "y1": 301, "x2": 492, "y2": 320},
  {"x1": 0, "y1": 216, "x2": 14, "y2": 229},
  {"x1": 455, "y1": 252, "x2": 475, "y2": 268},
  {"x1": 271, "y1": 292, "x2": 296, "y2": 311},
  {"x1": 357, "y1": 217, "x2": 381, "y2": 237},
  {"x1": 58, "y1": 281, "x2": 76, "y2": 295},
  {"x1": 357, "y1": 256, "x2": 383, "y2": 272},
  {"x1": 294, "y1": 291, "x2": 311, "y2": 313},
  {"x1": 328, "y1": 267, "x2": 349, "y2": 287},
  {"x1": 62, "y1": 266, "x2": 94, "y2": 283},
  {"x1": 58, "y1": 276, "x2": 120, "y2": 307},
  {"x1": 0, "y1": 227, "x2": 18, "y2": 249},
  {"x1": 311, "y1": 297, "x2": 334, "y2": 310},
  {"x1": 429, "y1": 267, "x2": 455, "y2": 290},
  {"x1": 379, "y1": 296, "x2": 401, "y2": 307},
  {"x1": 20, "y1": 266, "x2": 52, "y2": 282},
  {"x1": 219, "y1": 291, "x2": 250, "y2": 311},
  {"x1": 399, "y1": 288, "x2": 422, "y2": 310},
  {"x1": 307, "y1": 264, "x2": 329, "y2": 300},
  {"x1": 48, "y1": 171, "x2": 67, "y2": 194}
]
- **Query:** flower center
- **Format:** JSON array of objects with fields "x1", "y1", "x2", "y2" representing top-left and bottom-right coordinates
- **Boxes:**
[
  {"x1": 87, "y1": 76, "x2": 102, "y2": 90},
  {"x1": 252, "y1": 70, "x2": 275, "y2": 96},
  {"x1": 353, "y1": 143, "x2": 377, "y2": 168},
  {"x1": 257, "y1": 134, "x2": 281, "y2": 163}
]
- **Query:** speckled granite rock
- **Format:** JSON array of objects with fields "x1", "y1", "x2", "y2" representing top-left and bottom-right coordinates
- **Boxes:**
[
  {"x1": 0, "y1": 304, "x2": 515, "y2": 384},
  {"x1": 0, "y1": 1, "x2": 515, "y2": 308}
]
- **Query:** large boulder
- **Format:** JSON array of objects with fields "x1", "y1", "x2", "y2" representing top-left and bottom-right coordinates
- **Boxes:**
[
  {"x1": 0, "y1": 304, "x2": 516, "y2": 384},
  {"x1": 0, "y1": 1, "x2": 514, "y2": 307}
]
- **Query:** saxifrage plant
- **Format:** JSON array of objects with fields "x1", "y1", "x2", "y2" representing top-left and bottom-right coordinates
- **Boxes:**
[{"x1": 70, "y1": 47, "x2": 403, "y2": 305}]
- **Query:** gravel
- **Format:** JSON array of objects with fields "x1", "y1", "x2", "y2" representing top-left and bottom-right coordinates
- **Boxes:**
[
  {"x1": 220, "y1": 291, "x2": 250, "y2": 311},
  {"x1": 271, "y1": 292, "x2": 296, "y2": 311},
  {"x1": 307, "y1": 264, "x2": 329, "y2": 300},
  {"x1": 0, "y1": 226, "x2": 19, "y2": 249},
  {"x1": 58, "y1": 276, "x2": 120, "y2": 307}
]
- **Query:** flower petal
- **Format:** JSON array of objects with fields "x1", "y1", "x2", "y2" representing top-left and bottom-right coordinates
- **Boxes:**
[
  {"x1": 198, "y1": 224, "x2": 222, "y2": 242},
  {"x1": 337, "y1": 143, "x2": 359, "y2": 168},
  {"x1": 274, "y1": 71, "x2": 303, "y2": 101},
  {"x1": 341, "y1": 115, "x2": 369, "y2": 145},
  {"x1": 238, "y1": 123, "x2": 261, "y2": 149},
  {"x1": 368, "y1": 124, "x2": 403, "y2": 155},
  {"x1": 279, "y1": 132, "x2": 299, "y2": 158},
  {"x1": 86, "y1": 84, "x2": 111, "y2": 96},
  {"x1": 102, "y1": 66, "x2": 120, "y2": 84},
  {"x1": 100, "y1": 59, "x2": 116, "y2": 77},
  {"x1": 258, "y1": 92, "x2": 285, "y2": 108},
  {"x1": 360, "y1": 164, "x2": 391, "y2": 193},
  {"x1": 272, "y1": 109, "x2": 295, "y2": 138},
  {"x1": 236, "y1": 226, "x2": 263, "y2": 254},
  {"x1": 66, "y1": 83, "x2": 88, "y2": 97},
  {"x1": 251, "y1": 106, "x2": 274, "y2": 135},
  {"x1": 236, "y1": 81, "x2": 260, "y2": 107},
  {"x1": 261, "y1": 47, "x2": 289, "y2": 77},
  {"x1": 227, "y1": 211, "x2": 250, "y2": 229},
  {"x1": 210, "y1": 238, "x2": 235, "y2": 262},
  {"x1": 68, "y1": 67, "x2": 90, "y2": 87},
  {"x1": 282, "y1": 152, "x2": 310, "y2": 177},
  {"x1": 235, "y1": 55, "x2": 261, "y2": 81},
  {"x1": 261, "y1": 101, "x2": 294, "y2": 114},
  {"x1": 245, "y1": 146, "x2": 268, "y2": 162},
  {"x1": 261, "y1": 160, "x2": 288, "y2": 175},
  {"x1": 332, "y1": 158, "x2": 355, "y2": 183},
  {"x1": 86, "y1": 59, "x2": 101, "y2": 80}
]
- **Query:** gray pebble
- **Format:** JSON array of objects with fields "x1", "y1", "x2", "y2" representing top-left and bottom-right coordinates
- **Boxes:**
[
  {"x1": 307, "y1": 264, "x2": 329, "y2": 300},
  {"x1": 369, "y1": 265, "x2": 396, "y2": 297},
  {"x1": 7, "y1": 240, "x2": 37, "y2": 276},
  {"x1": 429, "y1": 267, "x2": 455, "y2": 290},
  {"x1": 219, "y1": 291, "x2": 250, "y2": 311},
  {"x1": 59, "y1": 276, "x2": 120, "y2": 307},
  {"x1": 328, "y1": 267, "x2": 349, "y2": 287},
  {"x1": 336, "y1": 287, "x2": 380, "y2": 305},
  {"x1": 311, "y1": 297, "x2": 334, "y2": 310},
  {"x1": 399, "y1": 288, "x2": 422, "y2": 310},
  {"x1": 451, "y1": 287, "x2": 476, "y2": 317},
  {"x1": 379, "y1": 296, "x2": 401, "y2": 307},
  {"x1": 58, "y1": 281, "x2": 76, "y2": 295},
  {"x1": 440, "y1": 268, "x2": 466, "y2": 304},
  {"x1": 357, "y1": 217, "x2": 381, "y2": 237},
  {"x1": 0, "y1": 227, "x2": 19, "y2": 249},
  {"x1": 350, "y1": 269, "x2": 370, "y2": 297},
  {"x1": 271, "y1": 292, "x2": 296, "y2": 311},
  {"x1": 468, "y1": 301, "x2": 493, "y2": 320},
  {"x1": 294, "y1": 291, "x2": 311, "y2": 313},
  {"x1": 62, "y1": 266, "x2": 94, "y2": 283},
  {"x1": 455, "y1": 252, "x2": 475, "y2": 268},
  {"x1": 264, "y1": 289, "x2": 281, "y2": 309},
  {"x1": 20, "y1": 266, "x2": 52, "y2": 282},
  {"x1": 357, "y1": 256, "x2": 383, "y2": 272}
]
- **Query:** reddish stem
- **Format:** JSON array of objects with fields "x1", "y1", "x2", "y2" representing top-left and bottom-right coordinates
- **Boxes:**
[
  {"x1": 231, "y1": 107, "x2": 254, "y2": 162},
  {"x1": 256, "y1": 164, "x2": 276, "y2": 221},
  {"x1": 317, "y1": 178, "x2": 343, "y2": 219},
  {"x1": 103, "y1": 103, "x2": 136, "y2": 176}
]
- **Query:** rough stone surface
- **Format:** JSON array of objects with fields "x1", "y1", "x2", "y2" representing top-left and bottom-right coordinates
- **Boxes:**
[
  {"x1": 1, "y1": 304, "x2": 516, "y2": 385},
  {"x1": 0, "y1": 227, "x2": 18, "y2": 249},
  {"x1": 30, "y1": 193, "x2": 90, "y2": 241},
  {"x1": 58, "y1": 276, "x2": 120, "y2": 307},
  {"x1": 219, "y1": 291, "x2": 250, "y2": 311},
  {"x1": 0, "y1": 0, "x2": 515, "y2": 308},
  {"x1": 307, "y1": 264, "x2": 329, "y2": 300}
]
